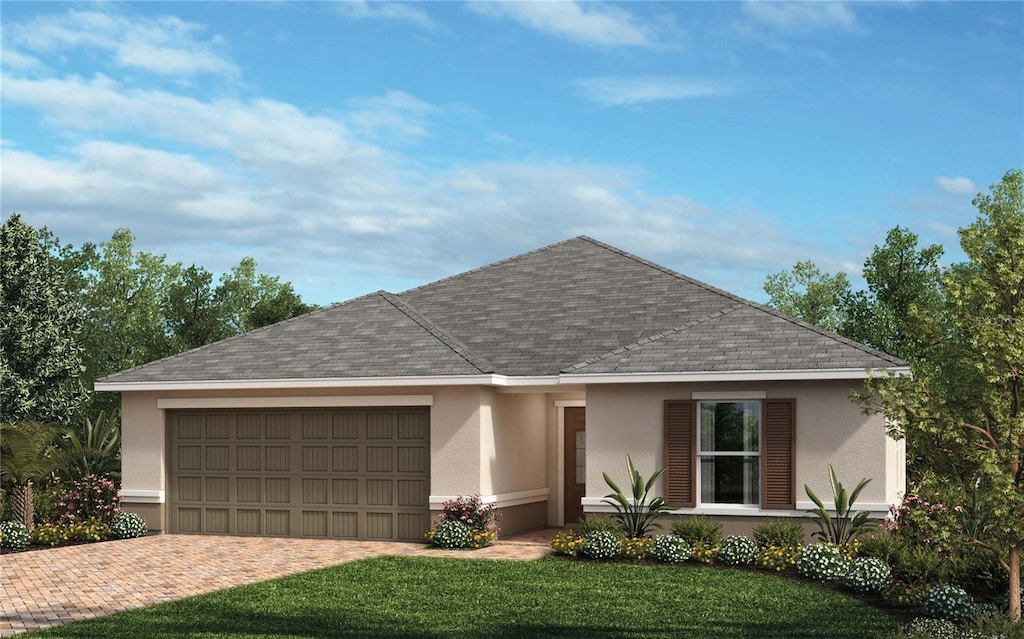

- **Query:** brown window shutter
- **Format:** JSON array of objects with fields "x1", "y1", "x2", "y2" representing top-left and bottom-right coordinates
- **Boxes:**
[
  {"x1": 664, "y1": 400, "x2": 696, "y2": 508},
  {"x1": 762, "y1": 399, "x2": 796, "y2": 510}
]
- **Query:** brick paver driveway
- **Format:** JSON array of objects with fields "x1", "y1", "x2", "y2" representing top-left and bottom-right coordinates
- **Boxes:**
[{"x1": 0, "y1": 529, "x2": 555, "y2": 637}]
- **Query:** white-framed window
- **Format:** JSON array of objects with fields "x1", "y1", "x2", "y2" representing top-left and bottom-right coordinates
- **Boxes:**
[{"x1": 697, "y1": 401, "x2": 761, "y2": 505}]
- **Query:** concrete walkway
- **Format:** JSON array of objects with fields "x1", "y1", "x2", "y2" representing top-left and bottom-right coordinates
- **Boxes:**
[{"x1": 0, "y1": 529, "x2": 556, "y2": 637}]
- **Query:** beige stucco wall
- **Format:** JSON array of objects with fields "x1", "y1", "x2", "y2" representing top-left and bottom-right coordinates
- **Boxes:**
[
  {"x1": 584, "y1": 380, "x2": 902, "y2": 515},
  {"x1": 115, "y1": 385, "x2": 555, "y2": 531}
]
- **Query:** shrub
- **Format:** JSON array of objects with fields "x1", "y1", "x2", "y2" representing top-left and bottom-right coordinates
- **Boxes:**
[
  {"x1": 651, "y1": 535, "x2": 691, "y2": 563},
  {"x1": 437, "y1": 495, "x2": 497, "y2": 532},
  {"x1": 689, "y1": 542, "x2": 720, "y2": 563},
  {"x1": 550, "y1": 529, "x2": 584, "y2": 557},
  {"x1": 620, "y1": 536, "x2": 653, "y2": 560},
  {"x1": 429, "y1": 495, "x2": 498, "y2": 549},
  {"x1": 429, "y1": 520, "x2": 473, "y2": 549},
  {"x1": 891, "y1": 545, "x2": 957, "y2": 585},
  {"x1": 756, "y1": 544, "x2": 801, "y2": 572},
  {"x1": 753, "y1": 518, "x2": 804, "y2": 548},
  {"x1": 888, "y1": 618, "x2": 963, "y2": 639},
  {"x1": 56, "y1": 474, "x2": 121, "y2": 524},
  {"x1": 601, "y1": 454, "x2": 670, "y2": 539},
  {"x1": 804, "y1": 464, "x2": 875, "y2": 546},
  {"x1": 32, "y1": 518, "x2": 111, "y2": 547},
  {"x1": 32, "y1": 485, "x2": 61, "y2": 525},
  {"x1": 844, "y1": 556, "x2": 892, "y2": 593},
  {"x1": 717, "y1": 535, "x2": 758, "y2": 566},
  {"x1": 881, "y1": 580, "x2": 933, "y2": 608},
  {"x1": 111, "y1": 512, "x2": 148, "y2": 539},
  {"x1": 0, "y1": 520, "x2": 31, "y2": 550},
  {"x1": 922, "y1": 584, "x2": 975, "y2": 622},
  {"x1": 796, "y1": 543, "x2": 849, "y2": 581},
  {"x1": 580, "y1": 531, "x2": 621, "y2": 560},
  {"x1": 671, "y1": 515, "x2": 722, "y2": 546},
  {"x1": 577, "y1": 514, "x2": 623, "y2": 537},
  {"x1": 857, "y1": 529, "x2": 906, "y2": 564}
]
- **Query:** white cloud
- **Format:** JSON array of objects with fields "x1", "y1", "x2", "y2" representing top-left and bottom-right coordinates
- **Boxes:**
[
  {"x1": 2, "y1": 9, "x2": 237, "y2": 76},
  {"x1": 935, "y1": 176, "x2": 977, "y2": 195},
  {"x1": 577, "y1": 76, "x2": 734, "y2": 106},
  {"x1": 468, "y1": 1, "x2": 658, "y2": 48},
  {"x1": 346, "y1": 90, "x2": 434, "y2": 139},
  {"x1": 741, "y1": 2, "x2": 857, "y2": 34},
  {"x1": 334, "y1": 1, "x2": 438, "y2": 30}
]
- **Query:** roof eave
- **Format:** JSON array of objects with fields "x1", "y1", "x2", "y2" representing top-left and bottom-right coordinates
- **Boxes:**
[{"x1": 557, "y1": 367, "x2": 912, "y2": 384}]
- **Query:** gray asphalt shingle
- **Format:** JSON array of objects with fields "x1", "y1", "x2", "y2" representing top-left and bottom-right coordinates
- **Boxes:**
[{"x1": 98, "y1": 236, "x2": 905, "y2": 383}]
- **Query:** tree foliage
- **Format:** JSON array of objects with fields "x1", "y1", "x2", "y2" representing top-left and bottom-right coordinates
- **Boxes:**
[
  {"x1": 763, "y1": 261, "x2": 852, "y2": 333},
  {"x1": 0, "y1": 213, "x2": 87, "y2": 423},
  {"x1": 862, "y1": 169, "x2": 1024, "y2": 621},
  {"x1": 0, "y1": 421, "x2": 63, "y2": 530}
]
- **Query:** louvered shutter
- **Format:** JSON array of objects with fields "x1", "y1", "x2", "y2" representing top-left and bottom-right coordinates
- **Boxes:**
[
  {"x1": 762, "y1": 398, "x2": 796, "y2": 510},
  {"x1": 664, "y1": 400, "x2": 696, "y2": 508}
]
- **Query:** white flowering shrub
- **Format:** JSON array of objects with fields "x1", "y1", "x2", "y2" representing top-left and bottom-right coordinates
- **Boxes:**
[
  {"x1": 651, "y1": 535, "x2": 691, "y2": 563},
  {"x1": 796, "y1": 543, "x2": 849, "y2": 581},
  {"x1": 580, "y1": 531, "x2": 621, "y2": 560},
  {"x1": 716, "y1": 535, "x2": 758, "y2": 566},
  {"x1": 843, "y1": 556, "x2": 892, "y2": 593},
  {"x1": 431, "y1": 520, "x2": 473, "y2": 549},
  {"x1": 0, "y1": 520, "x2": 31, "y2": 550},
  {"x1": 898, "y1": 618, "x2": 963, "y2": 639},
  {"x1": 111, "y1": 512, "x2": 148, "y2": 539},
  {"x1": 923, "y1": 584, "x2": 975, "y2": 622}
]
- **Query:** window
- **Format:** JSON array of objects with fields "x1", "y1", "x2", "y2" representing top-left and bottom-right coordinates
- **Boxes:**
[{"x1": 697, "y1": 401, "x2": 761, "y2": 505}]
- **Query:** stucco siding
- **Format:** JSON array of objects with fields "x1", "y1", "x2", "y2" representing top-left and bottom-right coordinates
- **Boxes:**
[
  {"x1": 585, "y1": 381, "x2": 903, "y2": 516},
  {"x1": 485, "y1": 392, "x2": 547, "y2": 496}
]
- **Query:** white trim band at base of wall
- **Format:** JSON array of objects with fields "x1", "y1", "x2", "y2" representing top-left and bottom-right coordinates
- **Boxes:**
[
  {"x1": 120, "y1": 489, "x2": 165, "y2": 504},
  {"x1": 430, "y1": 488, "x2": 549, "y2": 510},
  {"x1": 581, "y1": 498, "x2": 892, "y2": 519}
]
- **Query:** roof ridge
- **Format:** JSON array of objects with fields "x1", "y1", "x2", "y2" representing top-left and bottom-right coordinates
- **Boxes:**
[
  {"x1": 397, "y1": 236, "x2": 588, "y2": 296},
  {"x1": 95, "y1": 293, "x2": 376, "y2": 383},
  {"x1": 378, "y1": 292, "x2": 499, "y2": 374},
  {"x1": 562, "y1": 303, "x2": 747, "y2": 372},
  {"x1": 576, "y1": 236, "x2": 907, "y2": 367}
]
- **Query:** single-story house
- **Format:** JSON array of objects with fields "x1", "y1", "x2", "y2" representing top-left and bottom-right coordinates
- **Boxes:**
[{"x1": 97, "y1": 236, "x2": 908, "y2": 540}]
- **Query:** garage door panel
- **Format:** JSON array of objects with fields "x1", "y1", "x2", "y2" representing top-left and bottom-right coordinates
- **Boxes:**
[{"x1": 169, "y1": 408, "x2": 430, "y2": 540}]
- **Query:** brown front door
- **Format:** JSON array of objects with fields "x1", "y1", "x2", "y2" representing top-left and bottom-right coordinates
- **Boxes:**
[{"x1": 563, "y1": 407, "x2": 586, "y2": 525}]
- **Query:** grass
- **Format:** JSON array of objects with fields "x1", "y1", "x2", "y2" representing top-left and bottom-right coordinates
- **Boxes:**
[{"x1": 29, "y1": 556, "x2": 897, "y2": 639}]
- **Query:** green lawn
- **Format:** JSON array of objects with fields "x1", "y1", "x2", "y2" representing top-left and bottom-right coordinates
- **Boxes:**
[{"x1": 30, "y1": 556, "x2": 896, "y2": 638}]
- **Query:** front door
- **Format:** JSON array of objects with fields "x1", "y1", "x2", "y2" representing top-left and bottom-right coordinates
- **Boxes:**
[{"x1": 563, "y1": 407, "x2": 586, "y2": 525}]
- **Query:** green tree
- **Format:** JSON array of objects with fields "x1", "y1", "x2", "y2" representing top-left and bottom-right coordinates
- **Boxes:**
[
  {"x1": 0, "y1": 421, "x2": 62, "y2": 530},
  {"x1": 842, "y1": 227, "x2": 945, "y2": 361},
  {"x1": 163, "y1": 264, "x2": 230, "y2": 352},
  {"x1": 215, "y1": 257, "x2": 317, "y2": 333},
  {"x1": 864, "y1": 169, "x2": 1024, "y2": 622},
  {"x1": 0, "y1": 213, "x2": 87, "y2": 423},
  {"x1": 78, "y1": 229, "x2": 177, "y2": 413},
  {"x1": 763, "y1": 260, "x2": 852, "y2": 332}
]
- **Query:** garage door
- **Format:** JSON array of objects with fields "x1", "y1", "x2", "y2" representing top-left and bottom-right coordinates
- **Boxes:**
[{"x1": 167, "y1": 408, "x2": 430, "y2": 541}]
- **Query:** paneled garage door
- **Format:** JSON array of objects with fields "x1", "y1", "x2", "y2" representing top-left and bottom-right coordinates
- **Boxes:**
[{"x1": 167, "y1": 408, "x2": 430, "y2": 540}]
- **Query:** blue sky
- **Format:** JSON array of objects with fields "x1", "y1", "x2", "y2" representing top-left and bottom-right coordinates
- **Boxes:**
[{"x1": 2, "y1": 1, "x2": 1021, "y2": 306}]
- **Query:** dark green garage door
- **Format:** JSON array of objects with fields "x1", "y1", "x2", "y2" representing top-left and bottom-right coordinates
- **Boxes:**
[{"x1": 167, "y1": 408, "x2": 430, "y2": 540}]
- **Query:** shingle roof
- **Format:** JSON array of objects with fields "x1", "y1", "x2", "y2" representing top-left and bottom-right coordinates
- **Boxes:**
[
  {"x1": 98, "y1": 291, "x2": 491, "y2": 383},
  {"x1": 98, "y1": 236, "x2": 906, "y2": 384}
]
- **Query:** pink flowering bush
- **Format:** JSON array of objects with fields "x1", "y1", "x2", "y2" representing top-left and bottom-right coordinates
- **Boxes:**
[
  {"x1": 55, "y1": 474, "x2": 122, "y2": 525},
  {"x1": 425, "y1": 495, "x2": 499, "y2": 549}
]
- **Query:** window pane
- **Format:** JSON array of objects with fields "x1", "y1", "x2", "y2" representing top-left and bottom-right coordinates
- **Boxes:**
[
  {"x1": 700, "y1": 456, "x2": 760, "y2": 505},
  {"x1": 576, "y1": 464, "x2": 585, "y2": 484},
  {"x1": 699, "y1": 402, "x2": 760, "y2": 452}
]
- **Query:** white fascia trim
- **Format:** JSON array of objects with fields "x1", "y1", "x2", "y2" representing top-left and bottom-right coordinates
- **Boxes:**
[
  {"x1": 120, "y1": 489, "x2": 165, "y2": 504},
  {"x1": 692, "y1": 391, "x2": 766, "y2": 400},
  {"x1": 156, "y1": 395, "x2": 434, "y2": 409},
  {"x1": 429, "y1": 488, "x2": 549, "y2": 510},
  {"x1": 559, "y1": 368, "x2": 911, "y2": 384},
  {"x1": 581, "y1": 498, "x2": 892, "y2": 519},
  {"x1": 96, "y1": 374, "x2": 564, "y2": 392}
]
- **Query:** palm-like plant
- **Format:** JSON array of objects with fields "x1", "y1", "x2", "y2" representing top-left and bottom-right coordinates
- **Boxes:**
[
  {"x1": 59, "y1": 411, "x2": 121, "y2": 481},
  {"x1": 804, "y1": 464, "x2": 875, "y2": 546},
  {"x1": 602, "y1": 454, "x2": 671, "y2": 538},
  {"x1": 0, "y1": 421, "x2": 62, "y2": 530}
]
